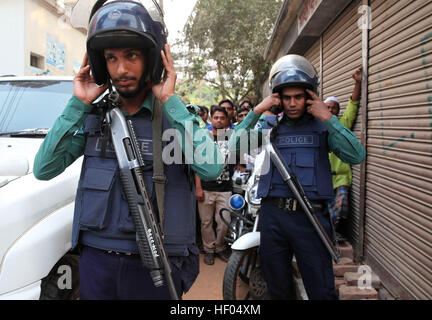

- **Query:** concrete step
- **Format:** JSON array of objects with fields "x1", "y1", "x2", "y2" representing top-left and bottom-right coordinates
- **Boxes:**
[
  {"x1": 335, "y1": 277, "x2": 345, "y2": 291},
  {"x1": 334, "y1": 257, "x2": 354, "y2": 265},
  {"x1": 338, "y1": 241, "x2": 354, "y2": 260},
  {"x1": 339, "y1": 285, "x2": 379, "y2": 300},
  {"x1": 292, "y1": 242, "x2": 384, "y2": 300},
  {"x1": 344, "y1": 271, "x2": 381, "y2": 289},
  {"x1": 294, "y1": 257, "x2": 358, "y2": 283},
  {"x1": 333, "y1": 263, "x2": 359, "y2": 277}
]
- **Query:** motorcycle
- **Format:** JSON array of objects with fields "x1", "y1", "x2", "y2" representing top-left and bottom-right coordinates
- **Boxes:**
[
  {"x1": 220, "y1": 151, "x2": 269, "y2": 300},
  {"x1": 220, "y1": 169, "x2": 252, "y2": 246}
]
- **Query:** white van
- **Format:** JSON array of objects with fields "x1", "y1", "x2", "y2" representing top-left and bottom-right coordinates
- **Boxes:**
[{"x1": 0, "y1": 76, "x2": 82, "y2": 299}]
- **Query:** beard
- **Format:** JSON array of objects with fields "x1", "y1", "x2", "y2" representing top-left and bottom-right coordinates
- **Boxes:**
[
  {"x1": 116, "y1": 85, "x2": 141, "y2": 99},
  {"x1": 113, "y1": 75, "x2": 147, "y2": 99}
]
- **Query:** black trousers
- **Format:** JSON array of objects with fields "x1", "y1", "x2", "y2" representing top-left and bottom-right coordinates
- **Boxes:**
[
  {"x1": 259, "y1": 200, "x2": 338, "y2": 300},
  {"x1": 79, "y1": 246, "x2": 183, "y2": 300}
]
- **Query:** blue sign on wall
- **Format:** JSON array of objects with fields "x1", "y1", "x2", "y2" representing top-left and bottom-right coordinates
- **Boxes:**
[{"x1": 46, "y1": 34, "x2": 66, "y2": 70}]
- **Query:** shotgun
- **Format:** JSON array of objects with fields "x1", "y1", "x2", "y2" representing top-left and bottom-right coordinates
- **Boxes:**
[{"x1": 99, "y1": 91, "x2": 179, "y2": 300}]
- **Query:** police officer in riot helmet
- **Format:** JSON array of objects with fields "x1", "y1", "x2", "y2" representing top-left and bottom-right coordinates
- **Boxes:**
[
  {"x1": 235, "y1": 54, "x2": 366, "y2": 299},
  {"x1": 34, "y1": 0, "x2": 223, "y2": 299},
  {"x1": 83, "y1": 0, "x2": 171, "y2": 106}
]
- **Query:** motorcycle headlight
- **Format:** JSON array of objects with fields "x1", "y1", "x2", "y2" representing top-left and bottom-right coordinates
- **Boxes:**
[
  {"x1": 229, "y1": 194, "x2": 245, "y2": 211},
  {"x1": 246, "y1": 184, "x2": 261, "y2": 206}
]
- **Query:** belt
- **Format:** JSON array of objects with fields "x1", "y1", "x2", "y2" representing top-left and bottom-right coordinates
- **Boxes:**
[
  {"x1": 268, "y1": 197, "x2": 325, "y2": 212},
  {"x1": 106, "y1": 250, "x2": 138, "y2": 256},
  {"x1": 82, "y1": 245, "x2": 140, "y2": 257}
]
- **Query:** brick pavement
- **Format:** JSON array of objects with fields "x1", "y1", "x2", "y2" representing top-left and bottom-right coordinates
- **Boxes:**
[
  {"x1": 182, "y1": 253, "x2": 226, "y2": 300},
  {"x1": 183, "y1": 241, "x2": 390, "y2": 300}
]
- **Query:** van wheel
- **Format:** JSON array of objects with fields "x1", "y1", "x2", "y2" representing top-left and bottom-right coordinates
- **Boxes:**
[{"x1": 39, "y1": 254, "x2": 80, "y2": 300}]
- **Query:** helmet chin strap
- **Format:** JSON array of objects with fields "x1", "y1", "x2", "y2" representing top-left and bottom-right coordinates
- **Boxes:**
[{"x1": 108, "y1": 79, "x2": 114, "y2": 93}]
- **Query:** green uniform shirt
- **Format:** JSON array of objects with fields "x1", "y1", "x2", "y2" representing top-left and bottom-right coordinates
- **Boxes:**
[
  {"x1": 229, "y1": 108, "x2": 365, "y2": 166},
  {"x1": 328, "y1": 98, "x2": 360, "y2": 189},
  {"x1": 33, "y1": 93, "x2": 223, "y2": 182}
]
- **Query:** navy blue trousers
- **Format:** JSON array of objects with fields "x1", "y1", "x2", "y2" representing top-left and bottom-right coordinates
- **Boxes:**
[
  {"x1": 79, "y1": 246, "x2": 183, "y2": 300},
  {"x1": 259, "y1": 200, "x2": 338, "y2": 300}
]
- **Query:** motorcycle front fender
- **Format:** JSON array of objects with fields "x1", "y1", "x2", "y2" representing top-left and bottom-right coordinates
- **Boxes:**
[{"x1": 231, "y1": 232, "x2": 260, "y2": 251}]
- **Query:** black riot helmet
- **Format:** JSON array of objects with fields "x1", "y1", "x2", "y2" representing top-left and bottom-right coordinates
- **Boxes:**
[
  {"x1": 268, "y1": 54, "x2": 319, "y2": 95},
  {"x1": 86, "y1": 0, "x2": 168, "y2": 86}
]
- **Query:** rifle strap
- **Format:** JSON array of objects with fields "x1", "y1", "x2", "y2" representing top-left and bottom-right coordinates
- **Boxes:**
[{"x1": 152, "y1": 98, "x2": 166, "y2": 234}]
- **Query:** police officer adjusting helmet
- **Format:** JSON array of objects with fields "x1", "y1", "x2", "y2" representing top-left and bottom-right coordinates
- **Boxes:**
[
  {"x1": 269, "y1": 54, "x2": 319, "y2": 95},
  {"x1": 86, "y1": 0, "x2": 168, "y2": 87}
]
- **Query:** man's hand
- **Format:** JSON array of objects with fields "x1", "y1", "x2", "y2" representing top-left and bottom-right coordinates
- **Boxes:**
[
  {"x1": 253, "y1": 93, "x2": 281, "y2": 115},
  {"x1": 152, "y1": 44, "x2": 177, "y2": 104},
  {"x1": 195, "y1": 187, "x2": 204, "y2": 202},
  {"x1": 306, "y1": 89, "x2": 333, "y2": 122},
  {"x1": 351, "y1": 66, "x2": 362, "y2": 101},
  {"x1": 352, "y1": 66, "x2": 362, "y2": 83},
  {"x1": 73, "y1": 53, "x2": 108, "y2": 105}
]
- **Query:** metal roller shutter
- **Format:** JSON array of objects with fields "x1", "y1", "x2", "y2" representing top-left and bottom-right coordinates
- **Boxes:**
[
  {"x1": 321, "y1": 0, "x2": 363, "y2": 250},
  {"x1": 304, "y1": 39, "x2": 321, "y2": 96},
  {"x1": 367, "y1": 0, "x2": 432, "y2": 299}
]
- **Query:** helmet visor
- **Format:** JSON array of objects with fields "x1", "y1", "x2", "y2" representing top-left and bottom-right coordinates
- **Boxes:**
[
  {"x1": 269, "y1": 55, "x2": 317, "y2": 82},
  {"x1": 71, "y1": 0, "x2": 166, "y2": 31},
  {"x1": 268, "y1": 54, "x2": 319, "y2": 93}
]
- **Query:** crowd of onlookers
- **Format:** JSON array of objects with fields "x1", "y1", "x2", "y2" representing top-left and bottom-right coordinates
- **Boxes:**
[
  {"x1": 197, "y1": 99, "x2": 254, "y2": 128},
  {"x1": 194, "y1": 99, "x2": 254, "y2": 265}
]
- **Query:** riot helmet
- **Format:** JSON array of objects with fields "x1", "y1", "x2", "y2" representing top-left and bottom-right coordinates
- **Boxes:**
[
  {"x1": 268, "y1": 54, "x2": 319, "y2": 95},
  {"x1": 83, "y1": 0, "x2": 168, "y2": 86}
]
